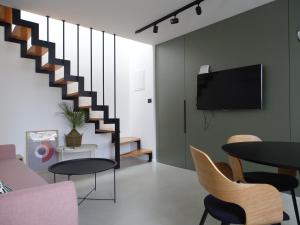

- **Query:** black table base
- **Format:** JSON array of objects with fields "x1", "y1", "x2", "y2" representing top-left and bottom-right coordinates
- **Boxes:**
[
  {"x1": 53, "y1": 169, "x2": 116, "y2": 205},
  {"x1": 49, "y1": 158, "x2": 117, "y2": 206}
]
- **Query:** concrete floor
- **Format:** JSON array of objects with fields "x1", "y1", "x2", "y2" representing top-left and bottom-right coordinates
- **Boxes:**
[{"x1": 45, "y1": 159, "x2": 299, "y2": 225}]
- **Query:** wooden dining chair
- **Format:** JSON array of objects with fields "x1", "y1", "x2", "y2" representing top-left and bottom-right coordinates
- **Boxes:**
[
  {"x1": 227, "y1": 134, "x2": 299, "y2": 224},
  {"x1": 190, "y1": 146, "x2": 289, "y2": 225}
]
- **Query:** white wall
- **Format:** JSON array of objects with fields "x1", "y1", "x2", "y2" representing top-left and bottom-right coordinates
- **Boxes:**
[
  {"x1": 0, "y1": 11, "x2": 156, "y2": 161},
  {"x1": 128, "y1": 42, "x2": 156, "y2": 157}
]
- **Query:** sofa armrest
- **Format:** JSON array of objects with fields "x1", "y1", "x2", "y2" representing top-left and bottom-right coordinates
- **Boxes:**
[
  {"x1": 0, "y1": 181, "x2": 79, "y2": 225},
  {"x1": 0, "y1": 144, "x2": 16, "y2": 160}
]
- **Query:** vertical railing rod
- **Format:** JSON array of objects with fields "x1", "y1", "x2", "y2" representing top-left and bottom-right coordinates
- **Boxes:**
[
  {"x1": 77, "y1": 24, "x2": 80, "y2": 77},
  {"x1": 62, "y1": 20, "x2": 65, "y2": 60},
  {"x1": 114, "y1": 34, "x2": 116, "y2": 119},
  {"x1": 102, "y1": 31, "x2": 105, "y2": 105},
  {"x1": 90, "y1": 27, "x2": 93, "y2": 93},
  {"x1": 46, "y1": 16, "x2": 49, "y2": 42}
]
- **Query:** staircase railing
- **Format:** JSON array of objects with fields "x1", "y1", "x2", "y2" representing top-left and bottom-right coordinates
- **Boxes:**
[{"x1": 0, "y1": 5, "x2": 121, "y2": 168}]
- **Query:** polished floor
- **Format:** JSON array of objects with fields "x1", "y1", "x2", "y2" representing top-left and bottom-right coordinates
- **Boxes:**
[{"x1": 45, "y1": 158, "x2": 298, "y2": 225}]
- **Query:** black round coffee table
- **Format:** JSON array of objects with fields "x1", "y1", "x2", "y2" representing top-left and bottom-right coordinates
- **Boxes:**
[{"x1": 49, "y1": 158, "x2": 117, "y2": 205}]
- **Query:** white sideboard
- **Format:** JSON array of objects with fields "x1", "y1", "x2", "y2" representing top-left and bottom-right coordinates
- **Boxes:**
[{"x1": 56, "y1": 144, "x2": 97, "y2": 161}]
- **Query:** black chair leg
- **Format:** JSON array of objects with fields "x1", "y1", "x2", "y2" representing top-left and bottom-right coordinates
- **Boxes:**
[
  {"x1": 199, "y1": 209, "x2": 208, "y2": 225},
  {"x1": 291, "y1": 189, "x2": 300, "y2": 225}
]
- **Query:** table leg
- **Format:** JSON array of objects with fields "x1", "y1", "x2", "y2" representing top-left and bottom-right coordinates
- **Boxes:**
[
  {"x1": 53, "y1": 173, "x2": 56, "y2": 183},
  {"x1": 94, "y1": 173, "x2": 97, "y2": 191},
  {"x1": 114, "y1": 168, "x2": 116, "y2": 203},
  {"x1": 77, "y1": 167, "x2": 116, "y2": 205},
  {"x1": 68, "y1": 175, "x2": 70, "y2": 181}
]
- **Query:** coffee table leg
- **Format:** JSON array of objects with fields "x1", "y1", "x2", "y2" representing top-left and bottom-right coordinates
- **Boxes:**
[
  {"x1": 77, "y1": 167, "x2": 116, "y2": 205},
  {"x1": 68, "y1": 175, "x2": 71, "y2": 181},
  {"x1": 53, "y1": 173, "x2": 56, "y2": 183},
  {"x1": 94, "y1": 173, "x2": 97, "y2": 191},
  {"x1": 114, "y1": 168, "x2": 116, "y2": 203}
]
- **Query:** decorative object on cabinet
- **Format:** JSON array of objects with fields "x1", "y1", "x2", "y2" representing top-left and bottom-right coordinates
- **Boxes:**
[{"x1": 26, "y1": 130, "x2": 58, "y2": 171}]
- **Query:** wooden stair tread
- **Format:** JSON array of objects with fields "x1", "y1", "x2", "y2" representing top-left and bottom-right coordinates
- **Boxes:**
[
  {"x1": 96, "y1": 128, "x2": 115, "y2": 133},
  {"x1": 10, "y1": 25, "x2": 31, "y2": 41},
  {"x1": 0, "y1": 5, "x2": 12, "y2": 24},
  {"x1": 120, "y1": 137, "x2": 140, "y2": 145},
  {"x1": 89, "y1": 118, "x2": 103, "y2": 122},
  {"x1": 54, "y1": 78, "x2": 68, "y2": 85},
  {"x1": 27, "y1": 45, "x2": 48, "y2": 56},
  {"x1": 42, "y1": 63, "x2": 63, "y2": 72},
  {"x1": 67, "y1": 92, "x2": 79, "y2": 97},
  {"x1": 121, "y1": 149, "x2": 152, "y2": 158},
  {"x1": 79, "y1": 105, "x2": 92, "y2": 109}
]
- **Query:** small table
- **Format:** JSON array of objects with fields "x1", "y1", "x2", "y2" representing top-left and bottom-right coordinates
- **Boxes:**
[
  {"x1": 222, "y1": 141, "x2": 300, "y2": 170},
  {"x1": 48, "y1": 158, "x2": 117, "y2": 205},
  {"x1": 56, "y1": 144, "x2": 97, "y2": 161}
]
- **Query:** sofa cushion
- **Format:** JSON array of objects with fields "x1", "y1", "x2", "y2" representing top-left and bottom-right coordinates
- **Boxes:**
[
  {"x1": 0, "y1": 159, "x2": 47, "y2": 190},
  {"x1": 0, "y1": 144, "x2": 16, "y2": 160},
  {"x1": 0, "y1": 181, "x2": 79, "y2": 225}
]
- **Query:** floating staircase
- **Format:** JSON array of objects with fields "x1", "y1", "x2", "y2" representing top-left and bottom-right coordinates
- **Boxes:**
[
  {"x1": 0, "y1": 5, "x2": 122, "y2": 166},
  {"x1": 118, "y1": 137, "x2": 152, "y2": 162}
]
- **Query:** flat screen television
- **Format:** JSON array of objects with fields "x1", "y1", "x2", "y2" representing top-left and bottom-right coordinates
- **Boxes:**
[{"x1": 197, "y1": 64, "x2": 263, "y2": 110}]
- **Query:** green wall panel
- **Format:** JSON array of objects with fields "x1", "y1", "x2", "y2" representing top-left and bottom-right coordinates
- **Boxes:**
[
  {"x1": 156, "y1": 37, "x2": 186, "y2": 168},
  {"x1": 156, "y1": 0, "x2": 300, "y2": 194},
  {"x1": 290, "y1": 0, "x2": 300, "y2": 141},
  {"x1": 184, "y1": 0, "x2": 290, "y2": 170}
]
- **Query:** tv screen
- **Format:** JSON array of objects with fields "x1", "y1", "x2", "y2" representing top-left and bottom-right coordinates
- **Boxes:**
[{"x1": 197, "y1": 64, "x2": 263, "y2": 110}]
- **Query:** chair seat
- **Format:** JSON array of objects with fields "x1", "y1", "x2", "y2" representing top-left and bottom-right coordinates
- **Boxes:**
[
  {"x1": 244, "y1": 172, "x2": 299, "y2": 192},
  {"x1": 204, "y1": 195, "x2": 245, "y2": 224},
  {"x1": 204, "y1": 195, "x2": 289, "y2": 224}
]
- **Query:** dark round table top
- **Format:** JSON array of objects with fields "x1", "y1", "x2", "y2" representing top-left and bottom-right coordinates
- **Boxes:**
[
  {"x1": 48, "y1": 158, "x2": 117, "y2": 175},
  {"x1": 222, "y1": 141, "x2": 300, "y2": 170}
]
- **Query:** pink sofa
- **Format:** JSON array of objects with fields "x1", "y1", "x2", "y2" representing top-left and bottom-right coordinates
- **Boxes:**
[{"x1": 0, "y1": 144, "x2": 79, "y2": 225}]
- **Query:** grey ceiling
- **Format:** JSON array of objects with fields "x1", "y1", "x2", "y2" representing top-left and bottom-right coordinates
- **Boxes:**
[{"x1": 1, "y1": 0, "x2": 274, "y2": 45}]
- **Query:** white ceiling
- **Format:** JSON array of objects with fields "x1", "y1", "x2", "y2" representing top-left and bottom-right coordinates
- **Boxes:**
[{"x1": 1, "y1": 0, "x2": 274, "y2": 45}]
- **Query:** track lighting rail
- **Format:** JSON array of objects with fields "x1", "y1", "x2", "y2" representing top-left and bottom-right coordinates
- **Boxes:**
[{"x1": 135, "y1": 0, "x2": 204, "y2": 34}]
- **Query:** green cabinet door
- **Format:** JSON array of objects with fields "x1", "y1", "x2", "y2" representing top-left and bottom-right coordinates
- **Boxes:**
[
  {"x1": 156, "y1": 37, "x2": 186, "y2": 168},
  {"x1": 290, "y1": 0, "x2": 300, "y2": 141}
]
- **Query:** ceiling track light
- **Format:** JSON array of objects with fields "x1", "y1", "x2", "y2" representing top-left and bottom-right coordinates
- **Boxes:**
[
  {"x1": 195, "y1": 4, "x2": 202, "y2": 15},
  {"x1": 153, "y1": 24, "x2": 158, "y2": 33},
  {"x1": 170, "y1": 15, "x2": 179, "y2": 24},
  {"x1": 135, "y1": 0, "x2": 204, "y2": 34}
]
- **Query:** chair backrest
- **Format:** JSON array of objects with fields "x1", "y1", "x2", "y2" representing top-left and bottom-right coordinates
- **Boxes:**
[
  {"x1": 227, "y1": 134, "x2": 262, "y2": 144},
  {"x1": 226, "y1": 135, "x2": 262, "y2": 181},
  {"x1": 191, "y1": 146, "x2": 284, "y2": 225},
  {"x1": 190, "y1": 146, "x2": 235, "y2": 197}
]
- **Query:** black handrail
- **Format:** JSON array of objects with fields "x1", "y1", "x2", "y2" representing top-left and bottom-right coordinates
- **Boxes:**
[
  {"x1": 62, "y1": 20, "x2": 65, "y2": 60},
  {"x1": 46, "y1": 16, "x2": 49, "y2": 42},
  {"x1": 102, "y1": 31, "x2": 105, "y2": 105},
  {"x1": 114, "y1": 34, "x2": 116, "y2": 118},
  {"x1": 77, "y1": 24, "x2": 80, "y2": 77},
  {"x1": 90, "y1": 27, "x2": 93, "y2": 92}
]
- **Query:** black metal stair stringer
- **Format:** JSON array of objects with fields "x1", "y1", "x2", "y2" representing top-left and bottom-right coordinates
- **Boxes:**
[{"x1": 0, "y1": 7, "x2": 121, "y2": 168}]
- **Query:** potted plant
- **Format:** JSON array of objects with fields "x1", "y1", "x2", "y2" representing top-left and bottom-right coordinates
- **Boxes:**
[{"x1": 59, "y1": 102, "x2": 86, "y2": 148}]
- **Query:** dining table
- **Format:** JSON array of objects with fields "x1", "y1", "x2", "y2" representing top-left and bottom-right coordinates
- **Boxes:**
[
  {"x1": 223, "y1": 141, "x2": 300, "y2": 225},
  {"x1": 222, "y1": 141, "x2": 300, "y2": 171}
]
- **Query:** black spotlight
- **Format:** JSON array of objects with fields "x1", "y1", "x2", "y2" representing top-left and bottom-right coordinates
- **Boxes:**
[
  {"x1": 153, "y1": 24, "x2": 158, "y2": 33},
  {"x1": 195, "y1": 4, "x2": 202, "y2": 15},
  {"x1": 170, "y1": 16, "x2": 179, "y2": 24}
]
